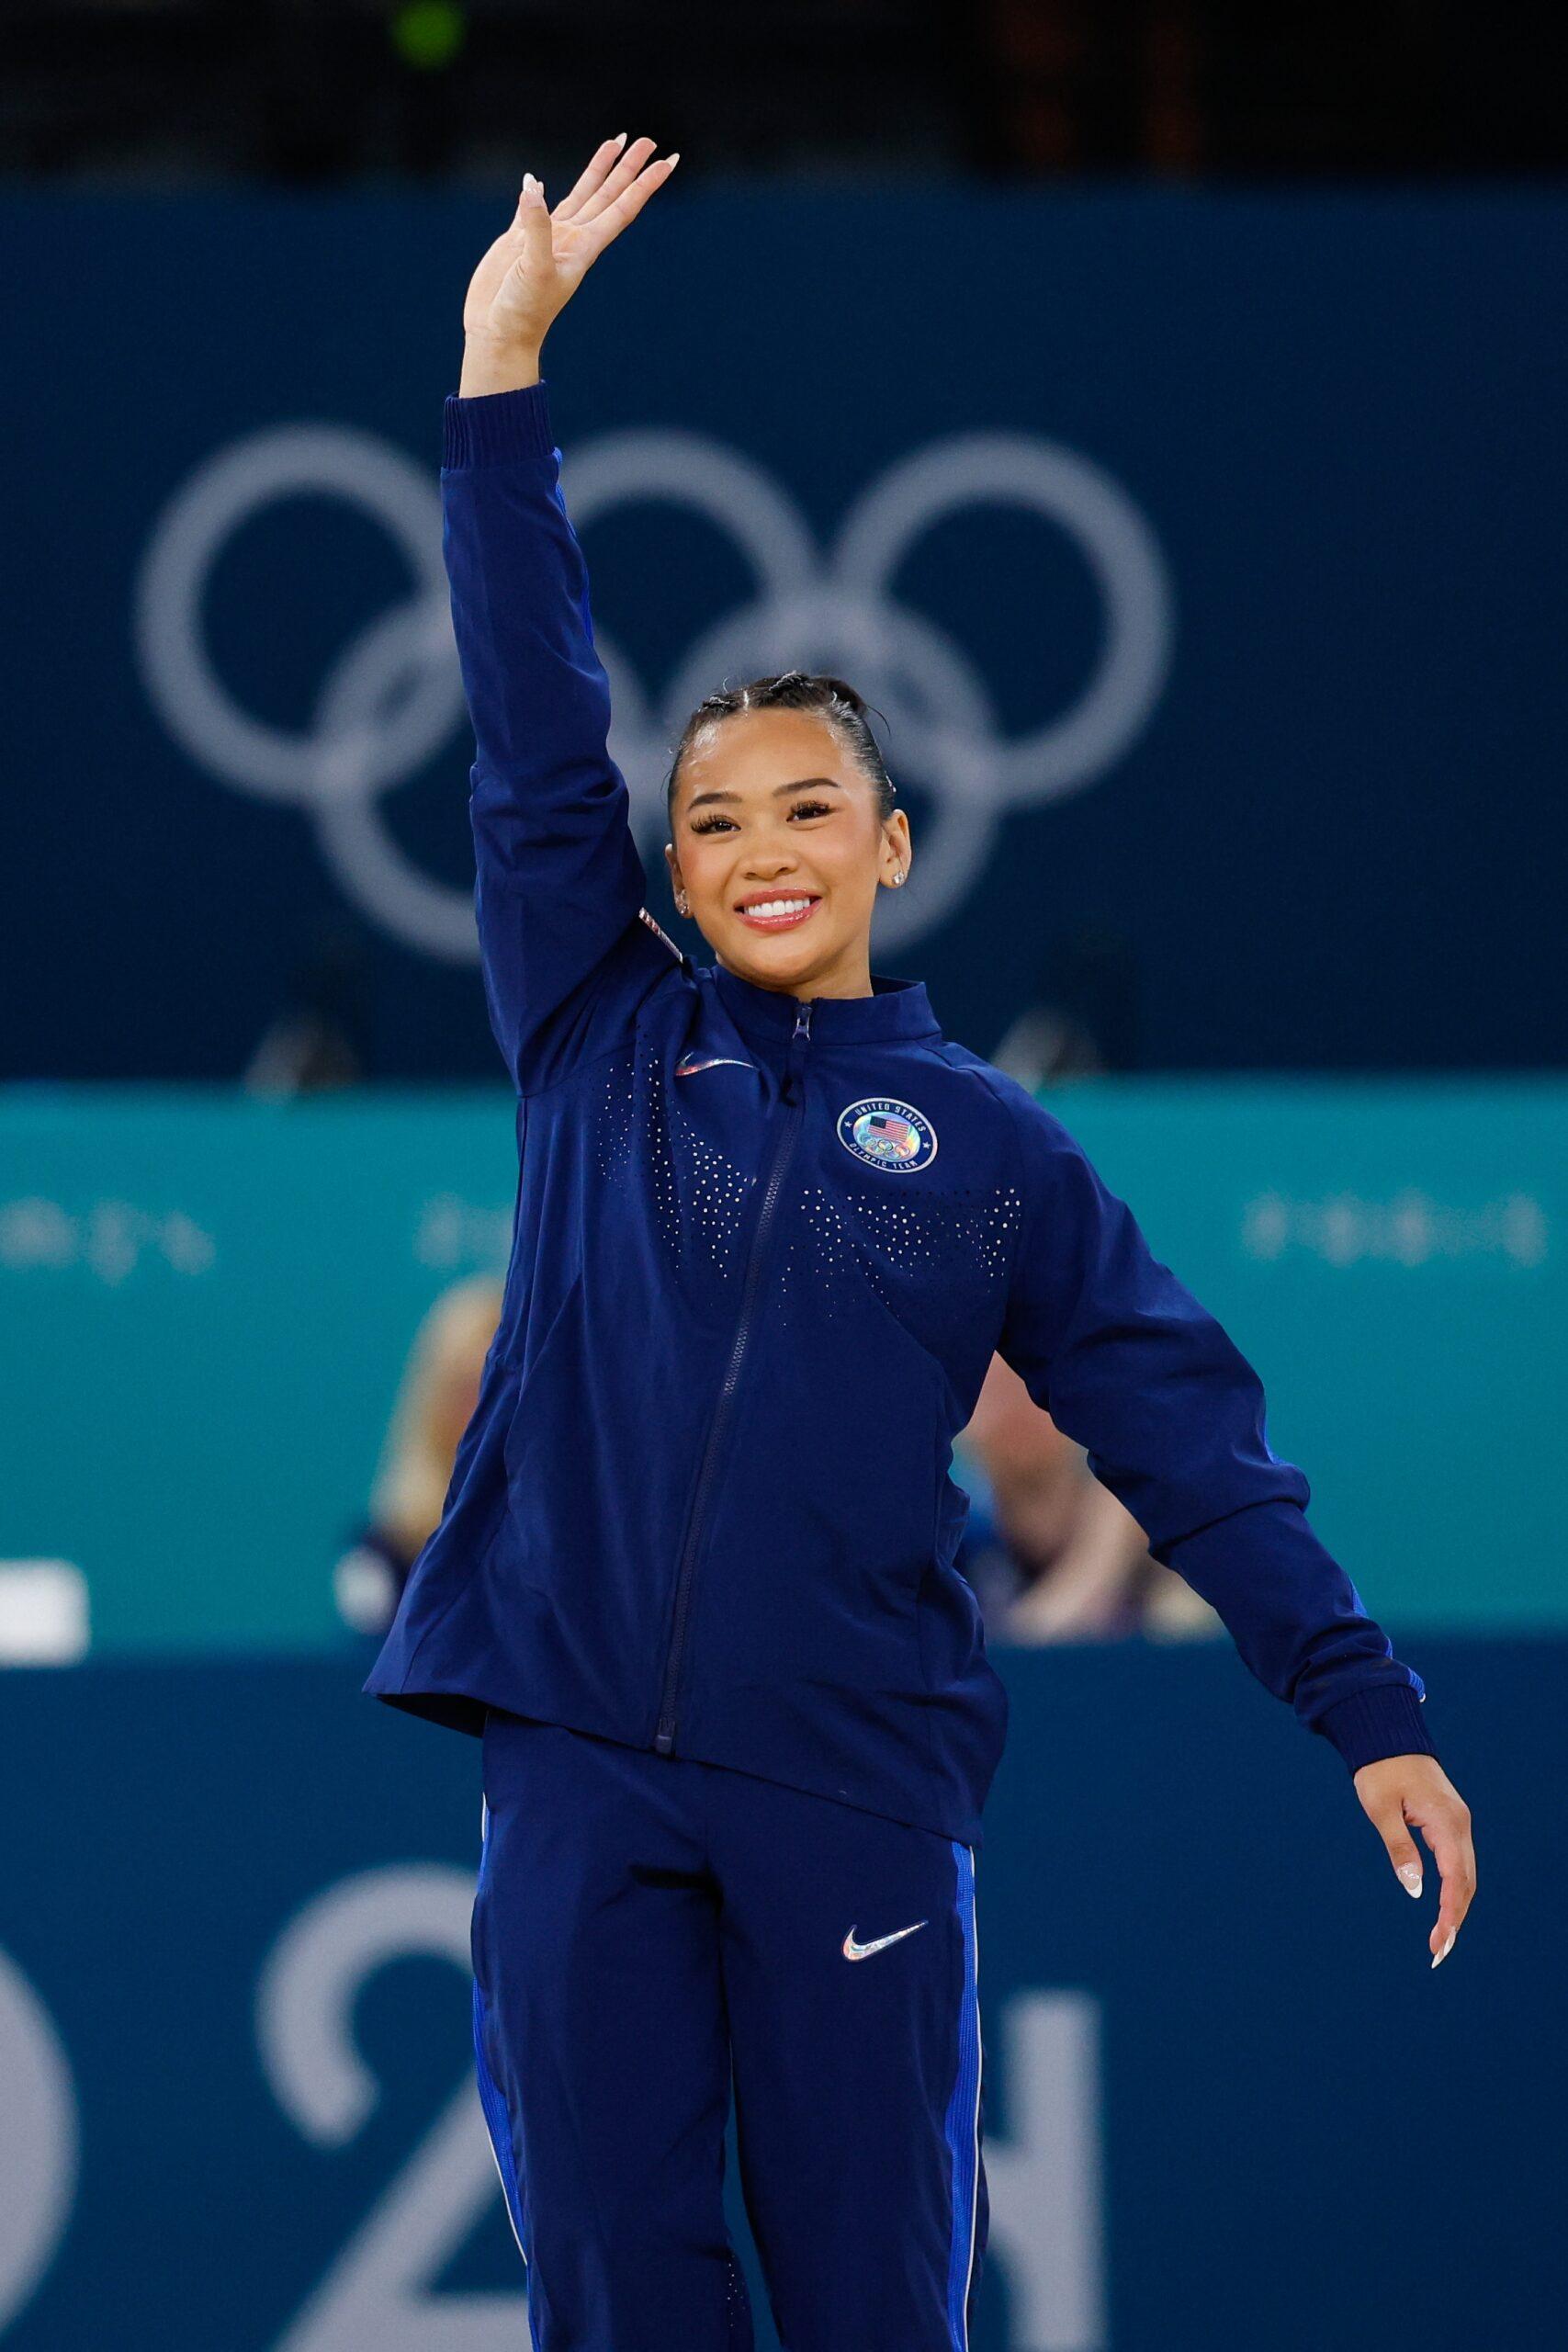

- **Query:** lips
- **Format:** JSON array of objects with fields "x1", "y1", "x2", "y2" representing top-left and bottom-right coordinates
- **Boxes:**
[{"x1": 735, "y1": 892, "x2": 820, "y2": 933}]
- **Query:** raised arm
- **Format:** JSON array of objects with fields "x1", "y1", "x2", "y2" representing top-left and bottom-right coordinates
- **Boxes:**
[
  {"x1": 997, "y1": 1091, "x2": 1475, "y2": 1964},
  {"x1": 450, "y1": 136, "x2": 681, "y2": 1091}
]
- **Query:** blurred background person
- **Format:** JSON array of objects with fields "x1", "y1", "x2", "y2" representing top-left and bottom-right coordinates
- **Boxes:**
[
  {"x1": 333, "y1": 1273, "x2": 503, "y2": 1638},
  {"x1": 959, "y1": 1351, "x2": 1221, "y2": 1643},
  {"x1": 243, "y1": 920, "x2": 374, "y2": 1096}
]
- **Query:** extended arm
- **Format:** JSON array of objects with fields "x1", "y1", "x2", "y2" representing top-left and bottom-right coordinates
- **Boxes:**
[
  {"x1": 450, "y1": 137, "x2": 681, "y2": 1089},
  {"x1": 998, "y1": 1091, "x2": 1475, "y2": 1962}
]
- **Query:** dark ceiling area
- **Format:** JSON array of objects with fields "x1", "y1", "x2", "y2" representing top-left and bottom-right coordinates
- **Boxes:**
[{"x1": 4, "y1": 0, "x2": 1563, "y2": 184}]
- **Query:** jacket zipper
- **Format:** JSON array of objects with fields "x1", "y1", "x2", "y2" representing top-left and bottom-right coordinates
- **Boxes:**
[{"x1": 654, "y1": 998, "x2": 813, "y2": 1756}]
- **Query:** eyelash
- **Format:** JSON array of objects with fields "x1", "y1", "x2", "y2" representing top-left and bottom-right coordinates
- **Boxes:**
[{"x1": 691, "y1": 799, "x2": 835, "y2": 836}]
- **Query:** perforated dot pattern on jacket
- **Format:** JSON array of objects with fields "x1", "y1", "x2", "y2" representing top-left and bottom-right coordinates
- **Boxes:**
[
  {"x1": 779, "y1": 1181, "x2": 1022, "y2": 1353},
  {"x1": 592, "y1": 1043, "x2": 1021, "y2": 1344},
  {"x1": 723, "y1": 2251, "x2": 750, "y2": 2347},
  {"x1": 593, "y1": 1043, "x2": 755, "y2": 1278}
]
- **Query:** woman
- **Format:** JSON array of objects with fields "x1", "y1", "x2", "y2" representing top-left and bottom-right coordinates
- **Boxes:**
[
  {"x1": 367, "y1": 137, "x2": 1475, "y2": 2351},
  {"x1": 333, "y1": 1275, "x2": 503, "y2": 1637},
  {"x1": 957, "y1": 1351, "x2": 1220, "y2": 1643}
]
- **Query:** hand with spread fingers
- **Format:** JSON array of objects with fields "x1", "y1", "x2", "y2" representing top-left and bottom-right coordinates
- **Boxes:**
[
  {"x1": 459, "y1": 134, "x2": 679, "y2": 399},
  {"x1": 1352, "y1": 1751, "x2": 1476, "y2": 1969}
]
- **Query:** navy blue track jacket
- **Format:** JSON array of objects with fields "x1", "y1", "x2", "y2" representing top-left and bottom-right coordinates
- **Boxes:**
[{"x1": 365, "y1": 378, "x2": 1436, "y2": 1845}]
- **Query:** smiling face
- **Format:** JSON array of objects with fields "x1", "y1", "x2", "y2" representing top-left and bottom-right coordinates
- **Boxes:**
[{"x1": 664, "y1": 707, "x2": 911, "y2": 999}]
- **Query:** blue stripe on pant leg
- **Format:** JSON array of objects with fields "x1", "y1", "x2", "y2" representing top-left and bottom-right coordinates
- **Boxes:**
[
  {"x1": 942, "y1": 1838, "x2": 982, "y2": 2349},
  {"x1": 473, "y1": 1794, "x2": 534, "y2": 2298},
  {"x1": 472, "y1": 1973, "x2": 529, "y2": 2263},
  {"x1": 474, "y1": 1795, "x2": 545, "y2": 2348}
]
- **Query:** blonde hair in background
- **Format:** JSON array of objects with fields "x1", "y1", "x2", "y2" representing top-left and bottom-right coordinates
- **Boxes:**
[{"x1": 369, "y1": 1275, "x2": 505, "y2": 1557}]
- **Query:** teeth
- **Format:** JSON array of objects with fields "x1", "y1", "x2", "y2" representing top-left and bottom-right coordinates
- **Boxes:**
[{"x1": 745, "y1": 897, "x2": 814, "y2": 918}]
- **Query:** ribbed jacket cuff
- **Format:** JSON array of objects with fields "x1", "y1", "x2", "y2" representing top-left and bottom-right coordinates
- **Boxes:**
[
  {"x1": 443, "y1": 379, "x2": 555, "y2": 469},
  {"x1": 1314, "y1": 1682, "x2": 1438, "y2": 1773}
]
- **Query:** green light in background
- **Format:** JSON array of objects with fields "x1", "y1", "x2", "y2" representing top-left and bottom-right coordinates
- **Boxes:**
[{"x1": 390, "y1": 0, "x2": 467, "y2": 71}]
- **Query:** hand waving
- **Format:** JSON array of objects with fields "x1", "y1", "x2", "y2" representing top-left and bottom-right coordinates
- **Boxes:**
[{"x1": 460, "y1": 134, "x2": 679, "y2": 395}]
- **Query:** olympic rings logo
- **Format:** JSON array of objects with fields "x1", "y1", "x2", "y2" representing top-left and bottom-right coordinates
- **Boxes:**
[{"x1": 134, "y1": 421, "x2": 1174, "y2": 960}]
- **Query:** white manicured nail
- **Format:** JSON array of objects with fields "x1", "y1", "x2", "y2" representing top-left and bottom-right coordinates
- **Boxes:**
[
  {"x1": 1430, "y1": 1929, "x2": 1456, "y2": 1970},
  {"x1": 1397, "y1": 1863, "x2": 1423, "y2": 1899}
]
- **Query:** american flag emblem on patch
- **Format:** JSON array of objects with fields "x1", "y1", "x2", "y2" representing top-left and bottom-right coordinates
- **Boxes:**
[
  {"x1": 862, "y1": 1113, "x2": 917, "y2": 1158},
  {"x1": 837, "y1": 1095, "x2": 938, "y2": 1173}
]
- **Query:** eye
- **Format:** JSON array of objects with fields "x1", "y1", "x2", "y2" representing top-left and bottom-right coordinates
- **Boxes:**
[
  {"x1": 788, "y1": 798, "x2": 835, "y2": 821},
  {"x1": 689, "y1": 812, "x2": 738, "y2": 834}
]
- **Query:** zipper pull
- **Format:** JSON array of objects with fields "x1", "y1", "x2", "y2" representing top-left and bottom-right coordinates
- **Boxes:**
[{"x1": 781, "y1": 999, "x2": 812, "y2": 1103}]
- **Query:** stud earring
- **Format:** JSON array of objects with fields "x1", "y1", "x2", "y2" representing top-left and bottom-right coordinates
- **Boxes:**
[
  {"x1": 890, "y1": 869, "x2": 906, "y2": 887},
  {"x1": 675, "y1": 893, "x2": 690, "y2": 917}
]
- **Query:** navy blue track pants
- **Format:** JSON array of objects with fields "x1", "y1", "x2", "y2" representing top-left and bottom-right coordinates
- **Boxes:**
[{"x1": 471, "y1": 1708, "x2": 989, "y2": 2350}]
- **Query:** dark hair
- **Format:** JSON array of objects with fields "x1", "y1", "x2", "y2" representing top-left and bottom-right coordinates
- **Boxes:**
[{"x1": 663, "y1": 669, "x2": 897, "y2": 825}]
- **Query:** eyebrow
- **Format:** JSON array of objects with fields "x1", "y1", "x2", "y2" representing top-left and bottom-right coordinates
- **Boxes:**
[{"x1": 683, "y1": 775, "x2": 847, "y2": 813}]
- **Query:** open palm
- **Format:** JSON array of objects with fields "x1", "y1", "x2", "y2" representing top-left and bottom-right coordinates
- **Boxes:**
[{"x1": 464, "y1": 133, "x2": 678, "y2": 354}]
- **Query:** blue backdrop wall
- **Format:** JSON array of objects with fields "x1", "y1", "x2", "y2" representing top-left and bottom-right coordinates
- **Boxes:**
[
  {"x1": 0, "y1": 1642, "x2": 1554, "y2": 2352},
  {"x1": 5, "y1": 187, "x2": 1565, "y2": 1081}
]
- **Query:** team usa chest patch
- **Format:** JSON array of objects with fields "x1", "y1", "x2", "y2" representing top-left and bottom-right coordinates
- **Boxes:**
[{"x1": 836, "y1": 1097, "x2": 939, "y2": 1173}]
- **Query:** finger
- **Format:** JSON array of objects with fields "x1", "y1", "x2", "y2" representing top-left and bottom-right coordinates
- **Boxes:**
[
  {"x1": 577, "y1": 153, "x2": 680, "y2": 260},
  {"x1": 570, "y1": 133, "x2": 659, "y2": 226},
  {"x1": 1364, "y1": 1796, "x2": 1426, "y2": 1901},
  {"x1": 573, "y1": 137, "x2": 665, "y2": 229},
  {"x1": 515, "y1": 172, "x2": 554, "y2": 266},
  {"x1": 487, "y1": 175, "x2": 555, "y2": 334},
  {"x1": 552, "y1": 131, "x2": 632, "y2": 225},
  {"x1": 1419, "y1": 1811, "x2": 1477, "y2": 1968}
]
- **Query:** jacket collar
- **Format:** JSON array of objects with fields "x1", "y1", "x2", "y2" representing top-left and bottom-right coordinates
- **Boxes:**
[{"x1": 710, "y1": 961, "x2": 942, "y2": 1046}]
